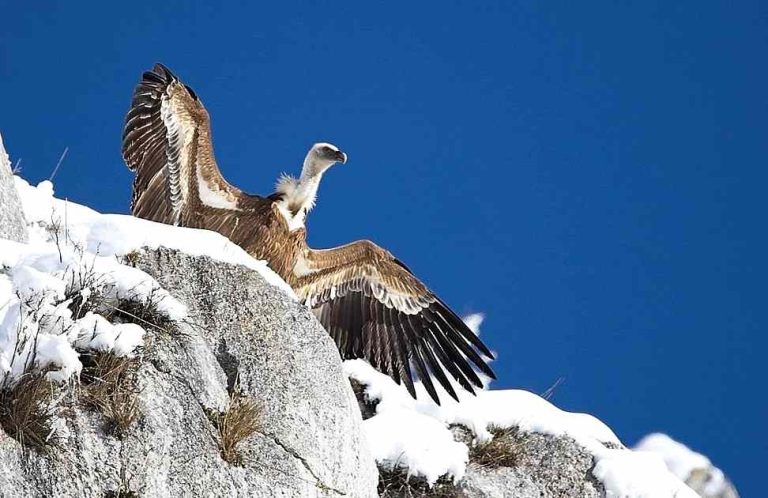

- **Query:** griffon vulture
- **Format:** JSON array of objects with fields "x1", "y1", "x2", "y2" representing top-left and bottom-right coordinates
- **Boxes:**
[{"x1": 122, "y1": 64, "x2": 495, "y2": 404}]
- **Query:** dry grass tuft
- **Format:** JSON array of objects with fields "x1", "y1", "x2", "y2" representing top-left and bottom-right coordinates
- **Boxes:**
[
  {"x1": 378, "y1": 468, "x2": 460, "y2": 497},
  {"x1": 64, "y1": 266, "x2": 176, "y2": 335},
  {"x1": 208, "y1": 390, "x2": 263, "y2": 465},
  {"x1": 469, "y1": 426, "x2": 528, "y2": 469},
  {"x1": 121, "y1": 250, "x2": 142, "y2": 268},
  {"x1": 104, "y1": 491, "x2": 139, "y2": 498},
  {"x1": 110, "y1": 296, "x2": 176, "y2": 334},
  {"x1": 69, "y1": 292, "x2": 177, "y2": 335},
  {"x1": 80, "y1": 352, "x2": 141, "y2": 436},
  {"x1": 0, "y1": 373, "x2": 57, "y2": 450},
  {"x1": 65, "y1": 268, "x2": 105, "y2": 320}
]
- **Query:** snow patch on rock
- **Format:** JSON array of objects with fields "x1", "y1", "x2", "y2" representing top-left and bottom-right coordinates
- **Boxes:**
[
  {"x1": 347, "y1": 328, "x2": 698, "y2": 498},
  {"x1": 0, "y1": 178, "x2": 206, "y2": 384},
  {"x1": 14, "y1": 177, "x2": 295, "y2": 298},
  {"x1": 635, "y1": 433, "x2": 737, "y2": 498}
]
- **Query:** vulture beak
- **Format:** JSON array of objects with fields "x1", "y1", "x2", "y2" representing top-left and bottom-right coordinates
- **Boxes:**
[{"x1": 336, "y1": 151, "x2": 348, "y2": 164}]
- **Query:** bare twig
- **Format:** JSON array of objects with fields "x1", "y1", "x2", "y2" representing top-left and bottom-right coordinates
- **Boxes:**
[
  {"x1": 540, "y1": 376, "x2": 565, "y2": 401},
  {"x1": 48, "y1": 211, "x2": 64, "y2": 263},
  {"x1": 48, "y1": 146, "x2": 69, "y2": 181}
]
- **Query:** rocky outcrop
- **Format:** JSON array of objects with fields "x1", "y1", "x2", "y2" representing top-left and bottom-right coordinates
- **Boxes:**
[
  {"x1": 457, "y1": 430, "x2": 603, "y2": 498},
  {"x1": 356, "y1": 388, "x2": 606, "y2": 498},
  {"x1": 0, "y1": 167, "x2": 738, "y2": 498},
  {"x1": 0, "y1": 133, "x2": 28, "y2": 243},
  {"x1": 136, "y1": 248, "x2": 379, "y2": 497},
  {"x1": 0, "y1": 247, "x2": 378, "y2": 497}
]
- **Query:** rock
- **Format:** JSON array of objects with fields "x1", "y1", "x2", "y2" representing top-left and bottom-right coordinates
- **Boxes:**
[
  {"x1": 374, "y1": 426, "x2": 605, "y2": 498},
  {"x1": 459, "y1": 466, "x2": 541, "y2": 498},
  {"x1": 452, "y1": 425, "x2": 603, "y2": 498},
  {"x1": 0, "y1": 247, "x2": 378, "y2": 497},
  {"x1": 0, "y1": 133, "x2": 28, "y2": 243},
  {"x1": 355, "y1": 380, "x2": 608, "y2": 497},
  {"x1": 136, "y1": 248, "x2": 379, "y2": 497},
  {"x1": 349, "y1": 379, "x2": 378, "y2": 421}
]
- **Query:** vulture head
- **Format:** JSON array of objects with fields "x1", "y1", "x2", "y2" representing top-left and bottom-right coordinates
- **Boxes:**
[
  {"x1": 304, "y1": 142, "x2": 347, "y2": 177},
  {"x1": 274, "y1": 142, "x2": 349, "y2": 225}
]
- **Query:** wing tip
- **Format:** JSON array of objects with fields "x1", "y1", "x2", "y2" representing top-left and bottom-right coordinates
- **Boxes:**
[
  {"x1": 144, "y1": 63, "x2": 199, "y2": 103},
  {"x1": 151, "y1": 62, "x2": 177, "y2": 82},
  {"x1": 122, "y1": 62, "x2": 183, "y2": 165},
  {"x1": 135, "y1": 63, "x2": 178, "y2": 93}
]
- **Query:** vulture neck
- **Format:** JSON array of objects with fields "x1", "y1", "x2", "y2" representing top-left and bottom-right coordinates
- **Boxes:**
[{"x1": 275, "y1": 157, "x2": 328, "y2": 231}]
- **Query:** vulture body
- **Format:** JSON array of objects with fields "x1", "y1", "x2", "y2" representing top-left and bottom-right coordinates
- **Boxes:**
[{"x1": 122, "y1": 64, "x2": 495, "y2": 404}]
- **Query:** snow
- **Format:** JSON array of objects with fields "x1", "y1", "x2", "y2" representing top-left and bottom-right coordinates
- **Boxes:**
[
  {"x1": 74, "y1": 313, "x2": 145, "y2": 356},
  {"x1": 592, "y1": 449, "x2": 698, "y2": 498},
  {"x1": 346, "y1": 319, "x2": 697, "y2": 497},
  {"x1": 1, "y1": 176, "x2": 296, "y2": 386},
  {"x1": 635, "y1": 433, "x2": 729, "y2": 497},
  {"x1": 14, "y1": 177, "x2": 295, "y2": 298},
  {"x1": 364, "y1": 409, "x2": 469, "y2": 484},
  {"x1": 0, "y1": 236, "x2": 155, "y2": 384},
  {"x1": 635, "y1": 433, "x2": 710, "y2": 480},
  {"x1": 462, "y1": 313, "x2": 484, "y2": 335}
]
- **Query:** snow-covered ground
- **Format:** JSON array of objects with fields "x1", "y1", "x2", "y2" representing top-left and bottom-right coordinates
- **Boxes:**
[
  {"x1": 0, "y1": 178, "x2": 293, "y2": 388},
  {"x1": 1, "y1": 177, "x2": 706, "y2": 497},
  {"x1": 346, "y1": 315, "x2": 699, "y2": 498}
]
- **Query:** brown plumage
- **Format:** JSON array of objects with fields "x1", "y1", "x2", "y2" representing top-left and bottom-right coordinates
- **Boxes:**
[{"x1": 122, "y1": 63, "x2": 495, "y2": 404}]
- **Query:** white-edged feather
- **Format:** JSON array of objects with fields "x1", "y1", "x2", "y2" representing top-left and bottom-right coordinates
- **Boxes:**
[{"x1": 197, "y1": 168, "x2": 239, "y2": 210}]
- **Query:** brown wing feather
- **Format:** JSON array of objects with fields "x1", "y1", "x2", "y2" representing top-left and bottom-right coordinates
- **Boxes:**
[
  {"x1": 294, "y1": 240, "x2": 495, "y2": 405},
  {"x1": 121, "y1": 63, "x2": 238, "y2": 225}
]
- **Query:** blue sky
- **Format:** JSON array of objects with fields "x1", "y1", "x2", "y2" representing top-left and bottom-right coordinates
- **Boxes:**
[{"x1": 2, "y1": 1, "x2": 765, "y2": 492}]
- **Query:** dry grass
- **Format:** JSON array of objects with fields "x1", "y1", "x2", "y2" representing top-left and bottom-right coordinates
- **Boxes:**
[
  {"x1": 208, "y1": 390, "x2": 263, "y2": 465},
  {"x1": 110, "y1": 296, "x2": 176, "y2": 334},
  {"x1": 121, "y1": 250, "x2": 142, "y2": 268},
  {"x1": 80, "y1": 352, "x2": 141, "y2": 436},
  {"x1": 378, "y1": 468, "x2": 460, "y2": 498},
  {"x1": 0, "y1": 373, "x2": 57, "y2": 450},
  {"x1": 68, "y1": 290, "x2": 177, "y2": 336},
  {"x1": 63, "y1": 265, "x2": 176, "y2": 336},
  {"x1": 103, "y1": 462, "x2": 139, "y2": 497},
  {"x1": 67, "y1": 289, "x2": 104, "y2": 321},
  {"x1": 104, "y1": 492, "x2": 138, "y2": 498},
  {"x1": 469, "y1": 426, "x2": 528, "y2": 469}
]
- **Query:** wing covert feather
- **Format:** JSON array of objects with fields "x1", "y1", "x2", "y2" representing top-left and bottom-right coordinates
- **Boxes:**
[{"x1": 296, "y1": 240, "x2": 495, "y2": 404}]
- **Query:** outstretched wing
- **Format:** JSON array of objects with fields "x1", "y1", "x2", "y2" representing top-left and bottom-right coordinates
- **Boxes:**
[
  {"x1": 122, "y1": 63, "x2": 239, "y2": 224},
  {"x1": 294, "y1": 240, "x2": 495, "y2": 404}
]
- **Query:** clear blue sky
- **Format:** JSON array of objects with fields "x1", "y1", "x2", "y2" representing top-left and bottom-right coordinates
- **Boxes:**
[{"x1": 2, "y1": 1, "x2": 765, "y2": 493}]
